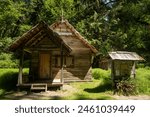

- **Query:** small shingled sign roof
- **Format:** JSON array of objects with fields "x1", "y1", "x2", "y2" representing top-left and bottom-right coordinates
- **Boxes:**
[{"x1": 109, "y1": 51, "x2": 144, "y2": 61}]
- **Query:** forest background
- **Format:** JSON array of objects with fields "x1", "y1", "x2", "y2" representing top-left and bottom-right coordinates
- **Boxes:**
[{"x1": 0, "y1": 0, "x2": 150, "y2": 68}]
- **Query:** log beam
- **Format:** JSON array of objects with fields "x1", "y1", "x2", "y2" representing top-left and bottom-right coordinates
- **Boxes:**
[{"x1": 25, "y1": 30, "x2": 44, "y2": 47}]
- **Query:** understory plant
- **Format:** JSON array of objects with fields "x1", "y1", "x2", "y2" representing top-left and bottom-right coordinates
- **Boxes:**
[{"x1": 114, "y1": 78, "x2": 136, "y2": 96}]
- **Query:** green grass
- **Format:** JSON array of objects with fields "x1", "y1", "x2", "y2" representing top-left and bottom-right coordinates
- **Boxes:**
[
  {"x1": 64, "y1": 79, "x2": 114, "y2": 100},
  {"x1": 64, "y1": 67, "x2": 150, "y2": 99},
  {"x1": 136, "y1": 67, "x2": 150, "y2": 95},
  {"x1": 63, "y1": 68, "x2": 113, "y2": 100},
  {"x1": 0, "y1": 67, "x2": 150, "y2": 99}
]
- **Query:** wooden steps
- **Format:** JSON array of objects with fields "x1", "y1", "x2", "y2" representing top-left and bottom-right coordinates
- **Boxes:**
[{"x1": 31, "y1": 83, "x2": 47, "y2": 92}]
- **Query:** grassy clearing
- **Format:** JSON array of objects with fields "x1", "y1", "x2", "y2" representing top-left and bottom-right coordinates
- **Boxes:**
[
  {"x1": 0, "y1": 67, "x2": 150, "y2": 99},
  {"x1": 64, "y1": 67, "x2": 150, "y2": 99}
]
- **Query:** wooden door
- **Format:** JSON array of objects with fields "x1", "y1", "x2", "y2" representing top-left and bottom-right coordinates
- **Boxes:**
[{"x1": 39, "y1": 53, "x2": 50, "y2": 79}]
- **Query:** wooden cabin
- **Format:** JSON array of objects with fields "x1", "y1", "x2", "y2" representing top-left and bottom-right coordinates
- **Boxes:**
[
  {"x1": 109, "y1": 51, "x2": 144, "y2": 82},
  {"x1": 9, "y1": 20, "x2": 97, "y2": 90}
]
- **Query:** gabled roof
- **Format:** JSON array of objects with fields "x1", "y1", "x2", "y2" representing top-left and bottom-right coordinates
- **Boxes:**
[
  {"x1": 9, "y1": 21, "x2": 72, "y2": 53},
  {"x1": 109, "y1": 51, "x2": 144, "y2": 61},
  {"x1": 50, "y1": 19, "x2": 98, "y2": 54}
]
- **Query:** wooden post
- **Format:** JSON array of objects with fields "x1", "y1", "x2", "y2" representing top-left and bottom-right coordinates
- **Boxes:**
[
  {"x1": 111, "y1": 60, "x2": 116, "y2": 94},
  {"x1": 18, "y1": 49, "x2": 24, "y2": 85},
  {"x1": 131, "y1": 61, "x2": 136, "y2": 78},
  {"x1": 60, "y1": 42, "x2": 64, "y2": 83}
]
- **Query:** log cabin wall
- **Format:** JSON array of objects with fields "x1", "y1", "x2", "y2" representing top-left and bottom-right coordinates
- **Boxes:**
[
  {"x1": 30, "y1": 50, "x2": 92, "y2": 83},
  {"x1": 50, "y1": 21, "x2": 93, "y2": 82},
  {"x1": 51, "y1": 50, "x2": 92, "y2": 82},
  {"x1": 29, "y1": 36, "x2": 59, "y2": 82},
  {"x1": 30, "y1": 50, "x2": 39, "y2": 81}
]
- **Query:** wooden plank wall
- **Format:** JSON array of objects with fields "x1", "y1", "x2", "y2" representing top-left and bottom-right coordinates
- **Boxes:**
[
  {"x1": 28, "y1": 21, "x2": 93, "y2": 83},
  {"x1": 52, "y1": 50, "x2": 92, "y2": 82},
  {"x1": 30, "y1": 50, "x2": 92, "y2": 83},
  {"x1": 30, "y1": 50, "x2": 39, "y2": 81},
  {"x1": 51, "y1": 22, "x2": 93, "y2": 82}
]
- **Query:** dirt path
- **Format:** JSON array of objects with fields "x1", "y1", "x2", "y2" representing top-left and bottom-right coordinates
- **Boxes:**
[{"x1": 2, "y1": 85, "x2": 77, "y2": 100}]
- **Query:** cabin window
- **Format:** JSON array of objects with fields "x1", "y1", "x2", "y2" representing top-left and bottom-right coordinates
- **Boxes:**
[{"x1": 55, "y1": 55, "x2": 74, "y2": 68}]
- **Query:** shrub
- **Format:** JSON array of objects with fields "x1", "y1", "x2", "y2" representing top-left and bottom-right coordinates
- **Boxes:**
[
  {"x1": 92, "y1": 68, "x2": 110, "y2": 80},
  {"x1": 114, "y1": 68, "x2": 150, "y2": 95},
  {"x1": 115, "y1": 79, "x2": 136, "y2": 96},
  {"x1": 0, "y1": 89, "x2": 5, "y2": 97},
  {"x1": 92, "y1": 68, "x2": 112, "y2": 92},
  {"x1": 0, "y1": 60, "x2": 18, "y2": 68},
  {"x1": 0, "y1": 52, "x2": 19, "y2": 68},
  {"x1": 0, "y1": 69, "x2": 18, "y2": 91},
  {"x1": 136, "y1": 63, "x2": 145, "y2": 68}
]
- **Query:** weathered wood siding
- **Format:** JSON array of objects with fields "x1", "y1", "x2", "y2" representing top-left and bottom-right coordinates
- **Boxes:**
[
  {"x1": 29, "y1": 36, "x2": 57, "y2": 81},
  {"x1": 34, "y1": 37, "x2": 57, "y2": 48},
  {"x1": 39, "y1": 53, "x2": 50, "y2": 79},
  {"x1": 30, "y1": 50, "x2": 39, "y2": 81},
  {"x1": 113, "y1": 60, "x2": 133, "y2": 78},
  {"x1": 28, "y1": 21, "x2": 93, "y2": 83},
  {"x1": 51, "y1": 49, "x2": 92, "y2": 82},
  {"x1": 50, "y1": 22, "x2": 93, "y2": 82}
]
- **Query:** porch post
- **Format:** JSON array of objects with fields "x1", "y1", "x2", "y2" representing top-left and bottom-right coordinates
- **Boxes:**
[
  {"x1": 60, "y1": 42, "x2": 64, "y2": 83},
  {"x1": 18, "y1": 49, "x2": 24, "y2": 85}
]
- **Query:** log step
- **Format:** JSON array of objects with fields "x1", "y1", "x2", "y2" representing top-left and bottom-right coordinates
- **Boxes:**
[{"x1": 31, "y1": 83, "x2": 47, "y2": 92}]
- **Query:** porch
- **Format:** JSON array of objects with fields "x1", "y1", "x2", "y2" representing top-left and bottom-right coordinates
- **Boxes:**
[
  {"x1": 17, "y1": 82, "x2": 63, "y2": 89},
  {"x1": 17, "y1": 78, "x2": 63, "y2": 91}
]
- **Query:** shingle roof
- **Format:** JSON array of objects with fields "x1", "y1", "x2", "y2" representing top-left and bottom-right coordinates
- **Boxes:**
[
  {"x1": 50, "y1": 19, "x2": 98, "y2": 54},
  {"x1": 109, "y1": 51, "x2": 144, "y2": 61},
  {"x1": 9, "y1": 21, "x2": 72, "y2": 53}
]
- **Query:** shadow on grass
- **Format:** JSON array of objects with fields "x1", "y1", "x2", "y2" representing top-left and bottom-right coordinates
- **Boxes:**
[
  {"x1": 73, "y1": 94, "x2": 113, "y2": 100},
  {"x1": 84, "y1": 79, "x2": 112, "y2": 93}
]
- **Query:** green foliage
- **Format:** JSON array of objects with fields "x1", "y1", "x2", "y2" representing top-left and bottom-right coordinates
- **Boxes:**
[
  {"x1": 115, "y1": 79, "x2": 136, "y2": 96},
  {"x1": 92, "y1": 68, "x2": 150, "y2": 95},
  {"x1": 92, "y1": 68, "x2": 112, "y2": 92},
  {"x1": 44, "y1": 0, "x2": 75, "y2": 21},
  {"x1": 0, "y1": 89, "x2": 5, "y2": 97},
  {"x1": 92, "y1": 68, "x2": 111, "y2": 79},
  {"x1": 136, "y1": 68, "x2": 150, "y2": 94},
  {"x1": 0, "y1": 69, "x2": 18, "y2": 91},
  {"x1": 75, "y1": 0, "x2": 150, "y2": 64},
  {"x1": 0, "y1": 68, "x2": 28, "y2": 91},
  {"x1": 0, "y1": 37, "x2": 12, "y2": 51},
  {"x1": 114, "y1": 67, "x2": 150, "y2": 95},
  {"x1": 0, "y1": 0, "x2": 150, "y2": 67},
  {"x1": 0, "y1": 60, "x2": 18, "y2": 68},
  {"x1": 0, "y1": 52, "x2": 18, "y2": 68},
  {"x1": 0, "y1": 0, "x2": 25, "y2": 38}
]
